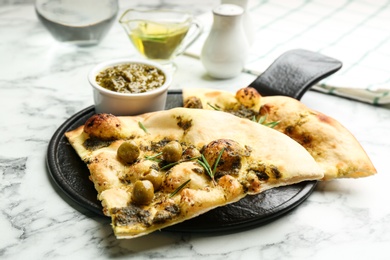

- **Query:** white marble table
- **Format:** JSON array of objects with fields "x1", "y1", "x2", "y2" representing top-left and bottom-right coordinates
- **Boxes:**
[{"x1": 1, "y1": 1, "x2": 390, "y2": 259}]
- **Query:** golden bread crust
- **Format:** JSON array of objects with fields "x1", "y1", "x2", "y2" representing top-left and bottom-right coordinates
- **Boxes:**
[
  {"x1": 183, "y1": 87, "x2": 376, "y2": 181},
  {"x1": 260, "y1": 96, "x2": 376, "y2": 180},
  {"x1": 65, "y1": 107, "x2": 323, "y2": 239}
]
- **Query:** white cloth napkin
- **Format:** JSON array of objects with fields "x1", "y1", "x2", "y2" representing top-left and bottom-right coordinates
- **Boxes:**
[{"x1": 185, "y1": 0, "x2": 390, "y2": 105}]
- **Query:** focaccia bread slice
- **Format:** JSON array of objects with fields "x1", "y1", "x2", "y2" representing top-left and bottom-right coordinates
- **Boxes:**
[
  {"x1": 65, "y1": 107, "x2": 323, "y2": 239},
  {"x1": 183, "y1": 87, "x2": 377, "y2": 180}
]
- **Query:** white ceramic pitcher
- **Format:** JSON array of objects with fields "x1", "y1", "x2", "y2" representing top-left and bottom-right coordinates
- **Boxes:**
[
  {"x1": 201, "y1": 4, "x2": 249, "y2": 79},
  {"x1": 221, "y1": 0, "x2": 254, "y2": 46}
]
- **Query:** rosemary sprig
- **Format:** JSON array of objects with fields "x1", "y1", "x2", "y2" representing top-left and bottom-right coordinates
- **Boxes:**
[
  {"x1": 169, "y1": 179, "x2": 191, "y2": 198},
  {"x1": 197, "y1": 148, "x2": 224, "y2": 185},
  {"x1": 138, "y1": 121, "x2": 148, "y2": 133},
  {"x1": 264, "y1": 121, "x2": 280, "y2": 128},
  {"x1": 213, "y1": 147, "x2": 225, "y2": 175},
  {"x1": 161, "y1": 162, "x2": 176, "y2": 170},
  {"x1": 207, "y1": 102, "x2": 221, "y2": 111},
  {"x1": 197, "y1": 156, "x2": 216, "y2": 186},
  {"x1": 160, "y1": 156, "x2": 199, "y2": 170},
  {"x1": 252, "y1": 115, "x2": 280, "y2": 128},
  {"x1": 144, "y1": 152, "x2": 162, "y2": 162},
  {"x1": 252, "y1": 115, "x2": 266, "y2": 124}
]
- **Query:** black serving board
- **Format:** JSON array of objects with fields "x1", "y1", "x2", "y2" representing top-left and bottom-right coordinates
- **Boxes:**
[{"x1": 46, "y1": 89, "x2": 317, "y2": 233}]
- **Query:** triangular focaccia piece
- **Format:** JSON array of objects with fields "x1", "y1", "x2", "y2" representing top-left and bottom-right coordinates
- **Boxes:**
[
  {"x1": 183, "y1": 88, "x2": 377, "y2": 180},
  {"x1": 65, "y1": 108, "x2": 323, "y2": 239}
]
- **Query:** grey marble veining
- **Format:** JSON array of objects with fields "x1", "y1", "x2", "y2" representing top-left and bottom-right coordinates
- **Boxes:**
[{"x1": 1, "y1": 1, "x2": 390, "y2": 259}]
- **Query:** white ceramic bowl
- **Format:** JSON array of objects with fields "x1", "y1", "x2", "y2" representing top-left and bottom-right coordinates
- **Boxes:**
[{"x1": 88, "y1": 59, "x2": 172, "y2": 116}]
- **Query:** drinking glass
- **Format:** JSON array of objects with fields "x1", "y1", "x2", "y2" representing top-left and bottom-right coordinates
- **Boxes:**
[
  {"x1": 35, "y1": 0, "x2": 119, "y2": 46},
  {"x1": 119, "y1": 9, "x2": 202, "y2": 72}
]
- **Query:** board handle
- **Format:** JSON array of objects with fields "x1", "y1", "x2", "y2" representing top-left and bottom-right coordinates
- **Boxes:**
[{"x1": 248, "y1": 49, "x2": 342, "y2": 100}]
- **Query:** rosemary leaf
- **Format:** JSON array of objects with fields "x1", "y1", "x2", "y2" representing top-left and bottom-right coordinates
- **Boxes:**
[
  {"x1": 212, "y1": 147, "x2": 225, "y2": 175},
  {"x1": 197, "y1": 149, "x2": 223, "y2": 186},
  {"x1": 138, "y1": 121, "x2": 148, "y2": 133},
  {"x1": 254, "y1": 114, "x2": 280, "y2": 129},
  {"x1": 257, "y1": 115, "x2": 266, "y2": 124},
  {"x1": 264, "y1": 121, "x2": 280, "y2": 128},
  {"x1": 207, "y1": 103, "x2": 221, "y2": 111},
  {"x1": 160, "y1": 156, "x2": 199, "y2": 170},
  {"x1": 200, "y1": 154, "x2": 213, "y2": 177},
  {"x1": 197, "y1": 159, "x2": 213, "y2": 178},
  {"x1": 161, "y1": 161, "x2": 178, "y2": 170},
  {"x1": 145, "y1": 152, "x2": 162, "y2": 162},
  {"x1": 169, "y1": 179, "x2": 191, "y2": 198}
]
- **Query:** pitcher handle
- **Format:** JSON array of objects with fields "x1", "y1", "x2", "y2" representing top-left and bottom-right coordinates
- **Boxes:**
[{"x1": 175, "y1": 19, "x2": 203, "y2": 57}]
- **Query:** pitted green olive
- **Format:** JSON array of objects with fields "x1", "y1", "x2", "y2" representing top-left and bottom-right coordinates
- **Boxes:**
[
  {"x1": 141, "y1": 169, "x2": 163, "y2": 190},
  {"x1": 132, "y1": 180, "x2": 154, "y2": 205},
  {"x1": 162, "y1": 141, "x2": 182, "y2": 163},
  {"x1": 117, "y1": 140, "x2": 140, "y2": 164}
]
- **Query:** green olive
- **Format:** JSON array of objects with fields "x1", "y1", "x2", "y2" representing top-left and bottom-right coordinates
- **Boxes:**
[
  {"x1": 162, "y1": 141, "x2": 183, "y2": 163},
  {"x1": 132, "y1": 180, "x2": 154, "y2": 205},
  {"x1": 141, "y1": 169, "x2": 163, "y2": 190},
  {"x1": 117, "y1": 140, "x2": 140, "y2": 164}
]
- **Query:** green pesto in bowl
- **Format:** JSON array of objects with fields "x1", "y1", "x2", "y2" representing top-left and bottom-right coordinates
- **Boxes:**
[{"x1": 96, "y1": 63, "x2": 165, "y2": 94}]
